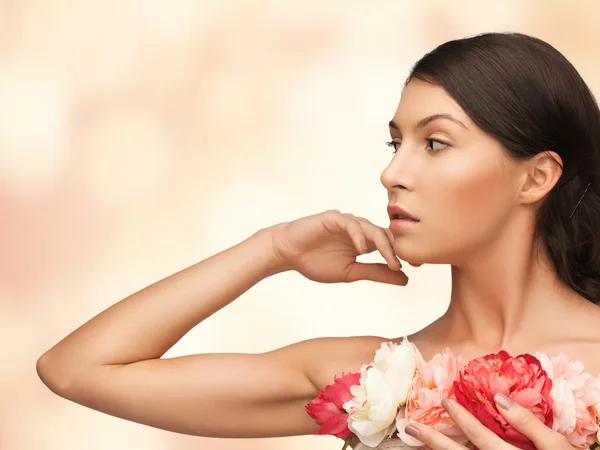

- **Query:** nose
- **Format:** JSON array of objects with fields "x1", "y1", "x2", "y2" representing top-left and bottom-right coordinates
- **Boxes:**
[{"x1": 380, "y1": 148, "x2": 415, "y2": 191}]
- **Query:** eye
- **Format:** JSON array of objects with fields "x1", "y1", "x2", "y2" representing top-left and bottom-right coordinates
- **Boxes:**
[
  {"x1": 386, "y1": 139, "x2": 448, "y2": 154},
  {"x1": 386, "y1": 140, "x2": 400, "y2": 154},
  {"x1": 426, "y1": 138, "x2": 448, "y2": 153}
]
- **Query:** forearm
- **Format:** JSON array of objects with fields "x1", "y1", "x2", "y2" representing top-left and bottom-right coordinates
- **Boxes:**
[{"x1": 38, "y1": 224, "x2": 289, "y2": 375}]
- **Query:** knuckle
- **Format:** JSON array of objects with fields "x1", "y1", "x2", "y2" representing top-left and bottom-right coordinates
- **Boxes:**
[
  {"x1": 462, "y1": 423, "x2": 484, "y2": 440},
  {"x1": 343, "y1": 215, "x2": 360, "y2": 227},
  {"x1": 355, "y1": 216, "x2": 372, "y2": 224},
  {"x1": 345, "y1": 218, "x2": 361, "y2": 230},
  {"x1": 322, "y1": 210, "x2": 342, "y2": 226},
  {"x1": 374, "y1": 229, "x2": 390, "y2": 246},
  {"x1": 517, "y1": 410, "x2": 537, "y2": 426},
  {"x1": 346, "y1": 214, "x2": 365, "y2": 226},
  {"x1": 376, "y1": 227, "x2": 390, "y2": 240},
  {"x1": 361, "y1": 218, "x2": 378, "y2": 228},
  {"x1": 345, "y1": 214, "x2": 373, "y2": 227},
  {"x1": 545, "y1": 433, "x2": 569, "y2": 447}
]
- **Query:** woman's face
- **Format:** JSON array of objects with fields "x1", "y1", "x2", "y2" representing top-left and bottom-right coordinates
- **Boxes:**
[{"x1": 381, "y1": 78, "x2": 523, "y2": 265}]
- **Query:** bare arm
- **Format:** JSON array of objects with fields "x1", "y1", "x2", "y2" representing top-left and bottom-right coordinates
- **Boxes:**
[
  {"x1": 38, "y1": 225, "x2": 288, "y2": 370},
  {"x1": 36, "y1": 209, "x2": 401, "y2": 439},
  {"x1": 36, "y1": 224, "x2": 327, "y2": 438}
]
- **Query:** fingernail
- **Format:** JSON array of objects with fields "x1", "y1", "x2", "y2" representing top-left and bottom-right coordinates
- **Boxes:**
[
  {"x1": 361, "y1": 244, "x2": 368, "y2": 252},
  {"x1": 494, "y1": 393, "x2": 514, "y2": 410},
  {"x1": 404, "y1": 425, "x2": 420, "y2": 438},
  {"x1": 441, "y1": 399, "x2": 452, "y2": 412}
]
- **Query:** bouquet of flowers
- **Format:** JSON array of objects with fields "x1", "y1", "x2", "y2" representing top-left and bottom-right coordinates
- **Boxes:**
[{"x1": 305, "y1": 337, "x2": 600, "y2": 450}]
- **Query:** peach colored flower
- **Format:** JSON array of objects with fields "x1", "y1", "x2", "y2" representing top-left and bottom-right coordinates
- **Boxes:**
[
  {"x1": 536, "y1": 352, "x2": 600, "y2": 449},
  {"x1": 396, "y1": 348, "x2": 469, "y2": 447}
]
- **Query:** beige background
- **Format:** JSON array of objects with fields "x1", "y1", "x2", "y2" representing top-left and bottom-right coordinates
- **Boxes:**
[{"x1": 3, "y1": 1, "x2": 599, "y2": 449}]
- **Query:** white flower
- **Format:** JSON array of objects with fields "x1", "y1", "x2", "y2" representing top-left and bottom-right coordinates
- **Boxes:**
[{"x1": 343, "y1": 337, "x2": 423, "y2": 447}]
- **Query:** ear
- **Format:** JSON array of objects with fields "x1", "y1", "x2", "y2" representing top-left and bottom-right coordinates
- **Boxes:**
[{"x1": 518, "y1": 151, "x2": 564, "y2": 206}]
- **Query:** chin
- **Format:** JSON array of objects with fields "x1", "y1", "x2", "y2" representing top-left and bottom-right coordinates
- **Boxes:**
[
  {"x1": 392, "y1": 241, "x2": 421, "y2": 260},
  {"x1": 394, "y1": 246, "x2": 448, "y2": 266}
]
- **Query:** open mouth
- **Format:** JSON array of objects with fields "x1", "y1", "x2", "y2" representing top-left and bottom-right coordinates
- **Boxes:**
[{"x1": 392, "y1": 215, "x2": 419, "y2": 222}]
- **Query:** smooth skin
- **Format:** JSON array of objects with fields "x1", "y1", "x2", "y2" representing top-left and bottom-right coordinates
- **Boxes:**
[
  {"x1": 36, "y1": 212, "x2": 409, "y2": 439},
  {"x1": 37, "y1": 79, "x2": 600, "y2": 447},
  {"x1": 406, "y1": 395, "x2": 582, "y2": 449},
  {"x1": 381, "y1": 79, "x2": 600, "y2": 371}
]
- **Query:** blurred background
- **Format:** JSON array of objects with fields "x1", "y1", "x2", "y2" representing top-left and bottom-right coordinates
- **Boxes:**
[{"x1": 3, "y1": 1, "x2": 600, "y2": 449}]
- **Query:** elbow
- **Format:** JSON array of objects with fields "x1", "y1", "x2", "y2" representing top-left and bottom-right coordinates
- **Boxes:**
[{"x1": 36, "y1": 351, "x2": 76, "y2": 396}]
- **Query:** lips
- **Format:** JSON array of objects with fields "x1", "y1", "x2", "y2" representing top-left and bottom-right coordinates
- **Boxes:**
[
  {"x1": 387, "y1": 205, "x2": 420, "y2": 221},
  {"x1": 391, "y1": 215, "x2": 418, "y2": 221}
]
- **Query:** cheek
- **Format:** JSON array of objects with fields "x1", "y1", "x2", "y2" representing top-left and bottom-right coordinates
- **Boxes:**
[
  {"x1": 447, "y1": 166, "x2": 506, "y2": 218},
  {"x1": 432, "y1": 162, "x2": 512, "y2": 258},
  {"x1": 393, "y1": 159, "x2": 512, "y2": 263}
]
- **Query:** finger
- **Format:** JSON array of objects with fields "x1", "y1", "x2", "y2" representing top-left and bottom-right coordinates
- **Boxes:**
[
  {"x1": 368, "y1": 227, "x2": 403, "y2": 271},
  {"x1": 349, "y1": 214, "x2": 422, "y2": 268},
  {"x1": 343, "y1": 218, "x2": 370, "y2": 254},
  {"x1": 343, "y1": 213, "x2": 371, "y2": 224},
  {"x1": 402, "y1": 422, "x2": 466, "y2": 450},
  {"x1": 345, "y1": 262, "x2": 409, "y2": 286},
  {"x1": 442, "y1": 399, "x2": 509, "y2": 449},
  {"x1": 493, "y1": 394, "x2": 569, "y2": 449},
  {"x1": 382, "y1": 227, "x2": 423, "y2": 268},
  {"x1": 343, "y1": 213, "x2": 402, "y2": 270},
  {"x1": 343, "y1": 214, "x2": 402, "y2": 271}
]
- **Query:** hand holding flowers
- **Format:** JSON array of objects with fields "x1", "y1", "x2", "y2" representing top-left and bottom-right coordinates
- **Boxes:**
[
  {"x1": 306, "y1": 337, "x2": 600, "y2": 450},
  {"x1": 404, "y1": 393, "x2": 597, "y2": 450}
]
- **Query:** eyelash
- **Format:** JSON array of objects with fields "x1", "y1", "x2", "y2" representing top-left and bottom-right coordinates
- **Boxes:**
[{"x1": 385, "y1": 139, "x2": 449, "y2": 154}]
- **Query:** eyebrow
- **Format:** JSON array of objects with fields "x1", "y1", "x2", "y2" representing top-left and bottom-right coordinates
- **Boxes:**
[{"x1": 388, "y1": 113, "x2": 468, "y2": 131}]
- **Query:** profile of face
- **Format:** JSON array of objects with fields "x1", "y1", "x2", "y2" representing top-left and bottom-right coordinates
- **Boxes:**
[{"x1": 380, "y1": 78, "x2": 528, "y2": 266}]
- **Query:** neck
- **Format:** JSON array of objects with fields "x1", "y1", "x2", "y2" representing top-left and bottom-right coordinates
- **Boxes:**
[{"x1": 439, "y1": 215, "x2": 589, "y2": 352}]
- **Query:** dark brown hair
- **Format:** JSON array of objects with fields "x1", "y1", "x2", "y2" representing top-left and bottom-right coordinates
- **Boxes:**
[{"x1": 408, "y1": 32, "x2": 600, "y2": 305}]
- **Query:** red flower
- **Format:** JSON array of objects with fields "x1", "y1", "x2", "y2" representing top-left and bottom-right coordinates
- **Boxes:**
[
  {"x1": 454, "y1": 351, "x2": 553, "y2": 450},
  {"x1": 305, "y1": 371, "x2": 361, "y2": 438}
]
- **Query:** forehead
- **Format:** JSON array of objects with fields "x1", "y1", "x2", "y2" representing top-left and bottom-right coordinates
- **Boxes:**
[{"x1": 392, "y1": 78, "x2": 471, "y2": 126}]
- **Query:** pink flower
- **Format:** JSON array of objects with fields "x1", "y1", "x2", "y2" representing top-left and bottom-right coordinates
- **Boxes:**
[
  {"x1": 396, "y1": 348, "x2": 469, "y2": 447},
  {"x1": 305, "y1": 371, "x2": 361, "y2": 438},
  {"x1": 536, "y1": 352, "x2": 600, "y2": 448},
  {"x1": 454, "y1": 351, "x2": 553, "y2": 450}
]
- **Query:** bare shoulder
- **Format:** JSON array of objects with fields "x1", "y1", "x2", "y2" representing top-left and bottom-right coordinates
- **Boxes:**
[
  {"x1": 273, "y1": 335, "x2": 390, "y2": 391},
  {"x1": 548, "y1": 300, "x2": 600, "y2": 376},
  {"x1": 564, "y1": 304, "x2": 600, "y2": 376},
  {"x1": 394, "y1": 301, "x2": 600, "y2": 377}
]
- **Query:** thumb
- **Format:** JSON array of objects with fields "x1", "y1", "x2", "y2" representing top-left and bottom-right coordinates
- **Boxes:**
[{"x1": 346, "y1": 262, "x2": 409, "y2": 286}]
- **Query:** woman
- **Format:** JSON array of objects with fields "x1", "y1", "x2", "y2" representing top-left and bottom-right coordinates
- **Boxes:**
[{"x1": 37, "y1": 32, "x2": 600, "y2": 450}]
